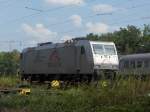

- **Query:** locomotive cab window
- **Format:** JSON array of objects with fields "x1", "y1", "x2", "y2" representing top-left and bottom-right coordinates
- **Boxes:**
[
  {"x1": 92, "y1": 44, "x2": 104, "y2": 54},
  {"x1": 104, "y1": 45, "x2": 116, "y2": 55}
]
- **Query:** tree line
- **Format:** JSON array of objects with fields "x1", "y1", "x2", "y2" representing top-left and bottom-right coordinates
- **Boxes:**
[
  {"x1": 0, "y1": 50, "x2": 20, "y2": 75},
  {"x1": 86, "y1": 24, "x2": 150, "y2": 54}
]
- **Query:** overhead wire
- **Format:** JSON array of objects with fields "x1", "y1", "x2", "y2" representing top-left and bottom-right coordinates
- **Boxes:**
[
  {"x1": 59, "y1": 16, "x2": 150, "y2": 37},
  {"x1": 44, "y1": 0, "x2": 150, "y2": 33},
  {"x1": 0, "y1": 0, "x2": 97, "y2": 25},
  {"x1": 0, "y1": 0, "x2": 120, "y2": 26},
  {"x1": 31, "y1": 0, "x2": 118, "y2": 29},
  {"x1": 57, "y1": 1, "x2": 150, "y2": 35},
  {"x1": 0, "y1": 0, "x2": 149, "y2": 50}
]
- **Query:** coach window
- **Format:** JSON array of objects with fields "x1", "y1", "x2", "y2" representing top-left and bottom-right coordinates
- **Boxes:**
[
  {"x1": 137, "y1": 61, "x2": 143, "y2": 68},
  {"x1": 124, "y1": 61, "x2": 129, "y2": 69},
  {"x1": 130, "y1": 61, "x2": 135, "y2": 68},
  {"x1": 144, "y1": 60, "x2": 149, "y2": 68}
]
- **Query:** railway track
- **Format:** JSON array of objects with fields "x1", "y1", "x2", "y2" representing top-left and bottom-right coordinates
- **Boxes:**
[{"x1": 0, "y1": 86, "x2": 30, "y2": 96}]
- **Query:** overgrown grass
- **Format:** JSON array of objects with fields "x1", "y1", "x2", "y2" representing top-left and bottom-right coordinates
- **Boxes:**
[
  {"x1": 0, "y1": 76, "x2": 20, "y2": 88},
  {"x1": 0, "y1": 76, "x2": 150, "y2": 112}
]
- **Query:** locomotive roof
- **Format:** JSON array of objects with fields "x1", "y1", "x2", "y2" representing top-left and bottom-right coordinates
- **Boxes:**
[
  {"x1": 90, "y1": 41, "x2": 115, "y2": 45},
  {"x1": 120, "y1": 53, "x2": 150, "y2": 60},
  {"x1": 22, "y1": 39, "x2": 116, "y2": 52}
]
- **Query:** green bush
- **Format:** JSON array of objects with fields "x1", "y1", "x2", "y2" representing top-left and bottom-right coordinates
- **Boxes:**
[{"x1": 0, "y1": 76, "x2": 19, "y2": 88}]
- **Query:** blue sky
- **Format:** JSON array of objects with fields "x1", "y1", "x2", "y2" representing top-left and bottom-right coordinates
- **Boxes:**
[{"x1": 0, "y1": 0, "x2": 149, "y2": 51}]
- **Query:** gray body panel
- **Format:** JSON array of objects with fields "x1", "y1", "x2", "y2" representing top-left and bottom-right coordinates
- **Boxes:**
[
  {"x1": 21, "y1": 40, "x2": 94, "y2": 75},
  {"x1": 119, "y1": 53, "x2": 150, "y2": 75}
]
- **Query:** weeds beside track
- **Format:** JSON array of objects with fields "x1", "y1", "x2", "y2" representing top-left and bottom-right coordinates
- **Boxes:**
[{"x1": 0, "y1": 76, "x2": 150, "y2": 112}]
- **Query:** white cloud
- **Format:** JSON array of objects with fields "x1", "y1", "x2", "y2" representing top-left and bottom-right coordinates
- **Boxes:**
[
  {"x1": 92, "y1": 4, "x2": 115, "y2": 14},
  {"x1": 86, "y1": 22, "x2": 109, "y2": 34},
  {"x1": 22, "y1": 23, "x2": 58, "y2": 42},
  {"x1": 45, "y1": 0, "x2": 84, "y2": 5},
  {"x1": 70, "y1": 14, "x2": 82, "y2": 27}
]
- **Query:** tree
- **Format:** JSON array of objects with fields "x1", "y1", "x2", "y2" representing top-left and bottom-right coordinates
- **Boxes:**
[
  {"x1": 143, "y1": 24, "x2": 150, "y2": 37},
  {"x1": 137, "y1": 24, "x2": 150, "y2": 53},
  {"x1": 86, "y1": 33, "x2": 99, "y2": 41},
  {"x1": 0, "y1": 50, "x2": 20, "y2": 75}
]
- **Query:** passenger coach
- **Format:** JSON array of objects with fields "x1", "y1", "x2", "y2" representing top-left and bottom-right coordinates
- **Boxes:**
[{"x1": 119, "y1": 53, "x2": 150, "y2": 75}]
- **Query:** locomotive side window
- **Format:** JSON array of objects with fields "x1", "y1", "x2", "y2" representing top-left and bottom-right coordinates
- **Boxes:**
[
  {"x1": 137, "y1": 61, "x2": 143, "y2": 68},
  {"x1": 81, "y1": 46, "x2": 85, "y2": 55}
]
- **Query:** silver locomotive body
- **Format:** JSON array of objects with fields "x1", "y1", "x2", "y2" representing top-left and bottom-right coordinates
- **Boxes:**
[{"x1": 20, "y1": 38, "x2": 119, "y2": 82}]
